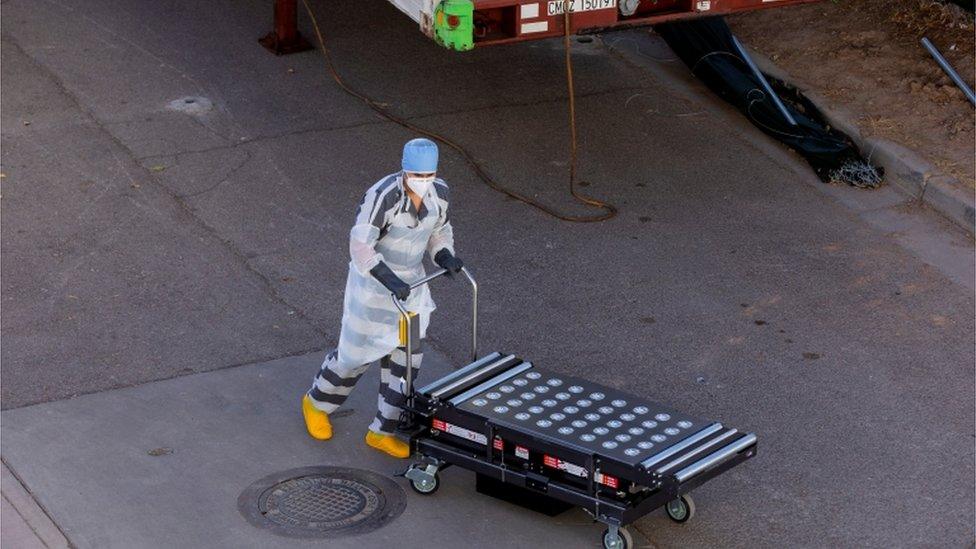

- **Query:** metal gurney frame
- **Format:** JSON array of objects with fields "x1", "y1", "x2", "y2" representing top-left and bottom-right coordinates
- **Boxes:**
[{"x1": 392, "y1": 268, "x2": 758, "y2": 549}]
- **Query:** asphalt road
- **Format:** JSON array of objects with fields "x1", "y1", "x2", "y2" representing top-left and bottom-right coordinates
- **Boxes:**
[{"x1": 1, "y1": 0, "x2": 973, "y2": 546}]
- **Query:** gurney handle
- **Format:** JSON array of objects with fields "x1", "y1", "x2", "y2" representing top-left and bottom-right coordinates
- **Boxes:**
[
  {"x1": 674, "y1": 433, "x2": 757, "y2": 482},
  {"x1": 391, "y1": 266, "x2": 478, "y2": 400}
]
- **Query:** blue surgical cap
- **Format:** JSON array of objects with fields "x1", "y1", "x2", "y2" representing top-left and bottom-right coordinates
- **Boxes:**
[{"x1": 402, "y1": 138, "x2": 439, "y2": 173}]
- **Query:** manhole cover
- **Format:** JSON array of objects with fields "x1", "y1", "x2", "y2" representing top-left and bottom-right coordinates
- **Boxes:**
[{"x1": 238, "y1": 466, "x2": 406, "y2": 538}]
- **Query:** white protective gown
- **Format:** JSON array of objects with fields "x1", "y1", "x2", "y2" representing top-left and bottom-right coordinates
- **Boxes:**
[{"x1": 336, "y1": 172, "x2": 454, "y2": 366}]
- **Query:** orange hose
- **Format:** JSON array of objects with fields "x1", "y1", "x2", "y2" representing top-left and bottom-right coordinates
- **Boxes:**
[{"x1": 300, "y1": 0, "x2": 617, "y2": 222}]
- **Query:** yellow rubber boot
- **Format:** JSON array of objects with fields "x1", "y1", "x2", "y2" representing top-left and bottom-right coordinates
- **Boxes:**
[
  {"x1": 302, "y1": 395, "x2": 333, "y2": 440},
  {"x1": 365, "y1": 431, "x2": 411, "y2": 458}
]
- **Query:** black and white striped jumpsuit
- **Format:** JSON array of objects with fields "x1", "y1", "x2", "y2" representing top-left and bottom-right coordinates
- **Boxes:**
[{"x1": 307, "y1": 172, "x2": 454, "y2": 434}]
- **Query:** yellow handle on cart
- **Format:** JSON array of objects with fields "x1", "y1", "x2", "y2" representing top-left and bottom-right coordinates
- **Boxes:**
[{"x1": 399, "y1": 311, "x2": 419, "y2": 349}]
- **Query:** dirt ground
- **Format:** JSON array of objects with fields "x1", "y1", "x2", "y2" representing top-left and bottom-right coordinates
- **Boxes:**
[{"x1": 730, "y1": 0, "x2": 976, "y2": 189}]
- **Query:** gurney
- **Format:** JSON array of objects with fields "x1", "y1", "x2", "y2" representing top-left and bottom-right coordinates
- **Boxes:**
[{"x1": 395, "y1": 269, "x2": 758, "y2": 549}]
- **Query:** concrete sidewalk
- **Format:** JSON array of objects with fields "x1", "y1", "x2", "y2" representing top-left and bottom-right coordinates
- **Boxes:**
[{"x1": 0, "y1": 350, "x2": 662, "y2": 548}]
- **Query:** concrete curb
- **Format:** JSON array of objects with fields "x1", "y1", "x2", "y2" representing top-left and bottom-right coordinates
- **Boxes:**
[
  {"x1": 1, "y1": 461, "x2": 71, "y2": 549},
  {"x1": 747, "y1": 48, "x2": 976, "y2": 234}
]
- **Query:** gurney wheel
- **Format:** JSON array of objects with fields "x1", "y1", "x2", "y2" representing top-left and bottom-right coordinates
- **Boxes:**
[
  {"x1": 665, "y1": 494, "x2": 696, "y2": 524},
  {"x1": 601, "y1": 527, "x2": 633, "y2": 549},
  {"x1": 408, "y1": 470, "x2": 440, "y2": 495}
]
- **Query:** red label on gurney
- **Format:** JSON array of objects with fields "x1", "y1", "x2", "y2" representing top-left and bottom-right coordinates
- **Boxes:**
[
  {"x1": 431, "y1": 418, "x2": 489, "y2": 445},
  {"x1": 543, "y1": 454, "x2": 620, "y2": 488}
]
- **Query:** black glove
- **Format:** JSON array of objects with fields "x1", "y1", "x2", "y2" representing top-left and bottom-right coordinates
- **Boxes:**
[
  {"x1": 370, "y1": 262, "x2": 410, "y2": 300},
  {"x1": 434, "y1": 249, "x2": 464, "y2": 274}
]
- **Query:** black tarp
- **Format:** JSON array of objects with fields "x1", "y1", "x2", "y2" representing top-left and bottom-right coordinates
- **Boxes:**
[
  {"x1": 947, "y1": 0, "x2": 974, "y2": 12},
  {"x1": 655, "y1": 17, "x2": 884, "y2": 188}
]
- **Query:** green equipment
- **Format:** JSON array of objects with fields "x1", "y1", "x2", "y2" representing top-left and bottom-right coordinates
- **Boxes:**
[{"x1": 433, "y1": 0, "x2": 474, "y2": 52}]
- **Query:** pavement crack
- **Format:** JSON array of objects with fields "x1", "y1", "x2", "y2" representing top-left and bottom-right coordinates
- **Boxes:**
[
  {"x1": 0, "y1": 347, "x2": 328, "y2": 412},
  {"x1": 405, "y1": 84, "x2": 649, "y2": 121},
  {"x1": 184, "y1": 111, "x2": 235, "y2": 144},
  {"x1": 134, "y1": 117, "x2": 392, "y2": 163},
  {"x1": 38, "y1": 0, "x2": 210, "y2": 95},
  {"x1": 179, "y1": 148, "x2": 254, "y2": 199},
  {"x1": 135, "y1": 85, "x2": 652, "y2": 164},
  {"x1": 3, "y1": 34, "x2": 328, "y2": 340}
]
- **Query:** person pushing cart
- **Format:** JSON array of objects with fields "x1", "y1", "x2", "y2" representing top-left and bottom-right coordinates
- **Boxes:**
[{"x1": 302, "y1": 138, "x2": 464, "y2": 458}]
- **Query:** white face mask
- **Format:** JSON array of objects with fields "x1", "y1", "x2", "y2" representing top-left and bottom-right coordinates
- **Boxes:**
[{"x1": 406, "y1": 175, "x2": 435, "y2": 196}]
